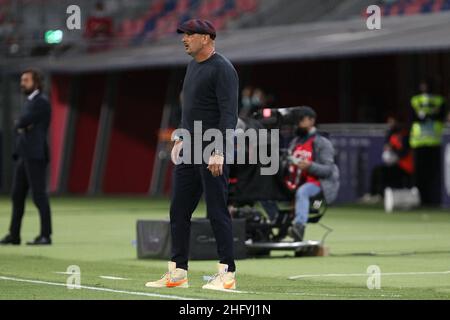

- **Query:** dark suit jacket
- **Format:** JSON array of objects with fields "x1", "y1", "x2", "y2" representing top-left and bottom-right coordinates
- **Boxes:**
[{"x1": 13, "y1": 92, "x2": 51, "y2": 161}]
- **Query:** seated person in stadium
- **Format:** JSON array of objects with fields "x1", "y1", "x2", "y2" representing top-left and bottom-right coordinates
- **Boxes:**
[
  {"x1": 238, "y1": 86, "x2": 267, "y2": 118},
  {"x1": 85, "y1": 1, "x2": 113, "y2": 38},
  {"x1": 286, "y1": 107, "x2": 339, "y2": 242},
  {"x1": 361, "y1": 115, "x2": 414, "y2": 203},
  {"x1": 84, "y1": 1, "x2": 113, "y2": 52}
]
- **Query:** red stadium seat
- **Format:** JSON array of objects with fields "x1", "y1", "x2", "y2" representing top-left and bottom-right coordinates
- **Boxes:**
[
  {"x1": 379, "y1": 0, "x2": 447, "y2": 16},
  {"x1": 126, "y1": 0, "x2": 260, "y2": 41},
  {"x1": 404, "y1": 3, "x2": 422, "y2": 15},
  {"x1": 211, "y1": 0, "x2": 226, "y2": 13},
  {"x1": 432, "y1": 0, "x2": 445, "y2": 12},
  {"x1": 196, "y1": 1, "x2": 210, "y2": 19},
  {"x1": 212, "y1": 15, "x2": 228, "y2": 30},
  {"x1": 390, "y1": 3, "x2": 400, "y2": 15},
  {"x1": 141, "y1": 0, "x2": 166, "y2": 22},
  {"x1": 236, "y1": 0, "x2": 258, "y2": 12},
  {"x1": 175, "y1": 0, "x2": 190, "y2": 14}
]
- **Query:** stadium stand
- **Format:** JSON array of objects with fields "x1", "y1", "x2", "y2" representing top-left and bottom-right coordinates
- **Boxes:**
[
  {"x1": 4, "y1": 0, "x2": 450, "y2": 58},
  {"x1": 0, "y1": 0, "x2": 262, "y2": 57},
  {"x1": 380, "y1": 0, "x2": 450, "y2": 16},
  {"x1": 0, "y1": 0, "x2": 450, "y2": 57},
  {"x1": 233, "y1": 0, "x2": 376, "y2": 28},
  {"x1": 127, "y1": 0, "x2": 260, "y2": 43}
]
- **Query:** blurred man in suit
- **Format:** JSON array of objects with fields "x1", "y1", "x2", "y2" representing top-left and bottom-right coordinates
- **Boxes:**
[{"x1": 0, "y1": 69, "x2": 52, "y2": 245}]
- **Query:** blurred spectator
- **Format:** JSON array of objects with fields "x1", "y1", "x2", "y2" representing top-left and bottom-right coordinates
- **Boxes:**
[
  {"x1": 361, "y1": 115, "x2": 414, "y2": 203},
  {"x1": 409, "y1": 80, "x2": 447, "y2": 205},
  {"x1": 238, "y1": 86, "x2": 267, "y2": 118},
  {"x1": 251, "y1": 87, "x2": 266, "y2": 108},
  {"x1": 238, "y1": 85, "x2": 280, "y2": 221},
  {"x1": 85, "y1": 1, "x2": 114, "y2": 52},
  {"x1": 239, "y1": 85, "x2": 253, "y2": 116},
  {"x1": 0, "y1": 16, "x2": 19, "y2": 56}
]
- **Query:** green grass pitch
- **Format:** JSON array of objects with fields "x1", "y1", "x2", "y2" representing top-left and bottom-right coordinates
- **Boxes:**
[{"x1": 0, "y1": 196, "x2": 449, "y2": 300}]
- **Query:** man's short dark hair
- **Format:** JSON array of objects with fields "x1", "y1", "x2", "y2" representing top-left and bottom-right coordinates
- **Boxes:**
[
  {"x1": 293, "y1": 106, "x2": 317, "y2": 121},
  {"x1": 22, "y1": 68, "x2": 44, "y2": 91}
]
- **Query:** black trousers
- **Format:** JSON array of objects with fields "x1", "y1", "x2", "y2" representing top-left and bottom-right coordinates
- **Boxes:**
[
  {"x1": 413, "y1": 146, "x2": 442, "y2": 205},
  {"x1": 170, "y1": 163, "x2": 235, "y2": 272},
  {"x1": 370, "y1": 165, "x2": 413, "y2": 196},
  {"x1": 9, "y1": 157, "x2": 52, "y2": 238}
]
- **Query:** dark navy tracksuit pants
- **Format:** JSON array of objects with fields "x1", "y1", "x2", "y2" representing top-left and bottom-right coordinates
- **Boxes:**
[{"x1": 170, "y1": 162, "x2": 236, "y2": 272}]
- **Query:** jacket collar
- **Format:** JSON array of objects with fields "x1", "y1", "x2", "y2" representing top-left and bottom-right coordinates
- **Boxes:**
[
  {"x1": 297, "y1": 127, "x2": 317, "y2": 143},
  {"x1": 27, "y1": 89, "x2": 40, "y2": 101}
]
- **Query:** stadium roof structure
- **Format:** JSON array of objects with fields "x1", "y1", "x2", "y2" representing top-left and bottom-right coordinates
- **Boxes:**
[{"x1": 7, "y1": 11, "x2": 450, "y2": 73}]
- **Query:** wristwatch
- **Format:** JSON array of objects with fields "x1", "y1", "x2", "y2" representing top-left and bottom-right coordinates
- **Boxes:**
[{"x1": 173, "y1": 135, "x2": 183, "y2": 142}]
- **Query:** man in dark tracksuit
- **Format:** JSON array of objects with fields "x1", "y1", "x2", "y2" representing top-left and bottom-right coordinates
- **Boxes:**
[
  {"x1": 145, "y1": 19, "x2": 239, "y2": 291},
  {"x1": 0, "y1": 69, "x2": 52, "y2": 246}
]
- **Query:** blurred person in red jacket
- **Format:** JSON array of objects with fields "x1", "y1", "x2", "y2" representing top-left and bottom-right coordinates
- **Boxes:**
[
  {"x1": 85, "y1": 1, "x2": 114, "y2": 51},
  {"x1": 361, "y1": 115, "x2": 414, "y2": 203}
]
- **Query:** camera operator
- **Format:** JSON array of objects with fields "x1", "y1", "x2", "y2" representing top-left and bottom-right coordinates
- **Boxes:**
[{"x1": 286, "y1": 107, "x2": 339, "y2": 241}]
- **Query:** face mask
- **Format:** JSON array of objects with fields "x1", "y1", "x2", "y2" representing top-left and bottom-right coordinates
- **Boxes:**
[
  {"x1": 295, "y1": 127, "x2": 309, "y2": 137},
  {"x1": 251, "y1": 95, "x2": 261, "y2": 106},
  {"x1": 241, "y1": 97, "x2": 251, "y2": 108}
]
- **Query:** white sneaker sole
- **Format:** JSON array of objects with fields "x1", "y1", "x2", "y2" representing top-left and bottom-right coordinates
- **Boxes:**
[
  {"x1": 202, "y1": 284, "x2": 236, "y2": 291},
  {"x1": 145, "y1": 282, "x2": 189, "y2": 288}
]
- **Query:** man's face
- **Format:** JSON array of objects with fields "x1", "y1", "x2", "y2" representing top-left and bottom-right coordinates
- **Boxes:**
[
  {"x1": 242, "y1": 87, "x2": 252, "y2": 97},
  {"x1": 298, "y1": 116, "x2": 315, "y2": 131},
  {"x1": 20, "y1": 72, "x2": 36, "y2": 95},
  {"x1": 182, "y1": 33, "x2": 208, "y2": 57},
  {"x1": 386, "y1": 116, "x2": 397, "y2": 128},
  {"x1": 419, "y1": 82, "x2": 428, "y2": 94}
]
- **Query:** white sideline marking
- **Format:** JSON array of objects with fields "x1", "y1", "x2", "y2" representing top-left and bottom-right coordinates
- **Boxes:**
[
  {"x1": 282, "y1": 292, "x2": 402, "y2": 298},
  {"x1": 289, "y1": 270, "x2": 450, "y2": 280},
  {"x1": 215, "y1": 289, "x2": 402, "y2": 298},
  {"x1": 204, "y1": 288, "x2": 249, "y2": 294},
  {"x1": 257, "y1": 291, "x2": 402, "y2": 298},
  {"x1": 99, "y1": 276, "x2": 130, "y2": 280},
  {"x1": 54, "y1": 271, "x2": 80, "y2": 275},
  {"x1": 0, "y1": 276, "x2": 198, "y2": 300},
  {"x1": 55, "y1": 272, "x2": 130, "y2": 280}
]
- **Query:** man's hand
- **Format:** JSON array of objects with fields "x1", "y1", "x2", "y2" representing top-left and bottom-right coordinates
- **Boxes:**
[
  {"x1": 16, "y1": 124, "x2": 34, "y2": 134},
  {"x1": 171, "y1": 140, "x2": 183, "y2": 164},
  {"x1": 207, "y1": 154, "x2": 224, "y2": 177},
  {"x1": 298, "y1": 160, "x2": 312, "y2": 171}
]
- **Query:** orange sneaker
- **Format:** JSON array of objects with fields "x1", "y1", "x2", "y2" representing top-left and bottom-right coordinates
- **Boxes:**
[
  {"x1": 145, "y1": 261, "x2": 189, "y2": 288},
  {"x1": 202, "y1": 263, "x2": 236, "y2": 291}
]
